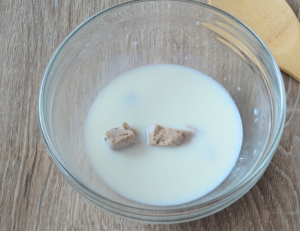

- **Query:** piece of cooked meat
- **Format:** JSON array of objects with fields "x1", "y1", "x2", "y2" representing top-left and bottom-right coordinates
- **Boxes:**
[
  {"x1": 147, "y1": 124, "x2": 194, "y2": 146},
  {"x1": 104, "y1": 122, "x2": 137, "y2": 150}
]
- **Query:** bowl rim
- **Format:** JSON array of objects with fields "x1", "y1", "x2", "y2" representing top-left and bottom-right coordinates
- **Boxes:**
[{"x1": 38, "y1": 0, "x2": 286, "y2": 218}]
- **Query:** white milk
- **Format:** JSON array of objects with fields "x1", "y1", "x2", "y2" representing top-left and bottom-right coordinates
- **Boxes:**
[{"x1": 84, "y1": 64, "x2": 243, "y2": 206}]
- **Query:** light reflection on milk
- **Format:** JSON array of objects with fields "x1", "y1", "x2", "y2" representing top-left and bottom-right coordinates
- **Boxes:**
[{"x1": 84, "y1": 64, "x2": 243, "y2": 206}]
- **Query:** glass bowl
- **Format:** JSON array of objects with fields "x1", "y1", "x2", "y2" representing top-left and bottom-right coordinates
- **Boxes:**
[{"x1": 39, "y1": 0, "x2": 286, "y2": 224}]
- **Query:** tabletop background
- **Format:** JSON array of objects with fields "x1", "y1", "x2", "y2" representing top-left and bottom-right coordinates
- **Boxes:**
[{"x1": 1, "y1": 0, "x2": 300, "y2": 230}]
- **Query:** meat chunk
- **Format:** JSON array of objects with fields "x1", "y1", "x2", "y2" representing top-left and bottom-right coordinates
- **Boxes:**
[
  {"x1": 104, "y1": 122, "x2": 137, "y2": 150},
  {"x1": 147, "y1": 124, "x2": 194, "y2": 146}
]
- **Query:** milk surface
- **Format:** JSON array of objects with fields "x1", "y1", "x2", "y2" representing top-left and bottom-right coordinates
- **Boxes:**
[{"x1": 84, "y1": 64, "x2": 243, "y2": 206}]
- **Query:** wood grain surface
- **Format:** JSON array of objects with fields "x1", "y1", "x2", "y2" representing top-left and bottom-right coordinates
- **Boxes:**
[{"x1": 1, "y1": 0, "x2": 300, "y2": 230}]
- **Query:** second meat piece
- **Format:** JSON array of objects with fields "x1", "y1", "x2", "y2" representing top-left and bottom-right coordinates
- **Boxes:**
[{"x1": 147, "y1": 124, "x2": 194, "y2": 146}]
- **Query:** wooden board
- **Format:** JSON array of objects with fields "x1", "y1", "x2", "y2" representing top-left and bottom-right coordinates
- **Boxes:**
[
  {"x1": 1, "y1": 0, "x2": 300, "y2": 230},
  {"x1": 209, "y1": 0, "x2": 300, "y2": 83}
]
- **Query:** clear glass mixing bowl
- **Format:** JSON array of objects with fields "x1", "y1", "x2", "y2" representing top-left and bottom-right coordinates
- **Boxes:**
[{"x1": 39, "y1": 0, "x2": 286, "y2": 224}]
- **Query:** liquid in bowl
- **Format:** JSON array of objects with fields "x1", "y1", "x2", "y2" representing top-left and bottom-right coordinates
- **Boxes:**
[{"x1": 84, "y1": 64, "x2": 243, "y2": 206}]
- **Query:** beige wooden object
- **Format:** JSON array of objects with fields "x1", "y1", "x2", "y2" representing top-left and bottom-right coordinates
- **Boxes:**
[{"x1": 210, "y1": 0, "x2": 300, "y2": 82}]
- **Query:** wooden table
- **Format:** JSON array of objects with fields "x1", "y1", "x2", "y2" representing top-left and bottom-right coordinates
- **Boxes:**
[{"x1": 1, "y1": 0, "x2": 300, "y2": 230}]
